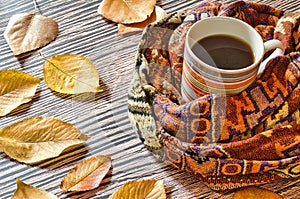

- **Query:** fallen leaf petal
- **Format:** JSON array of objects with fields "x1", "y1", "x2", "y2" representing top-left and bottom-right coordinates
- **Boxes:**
[
  {"x1": 43, "y1": 54, "x2": 102, "y2": 94},
  {"x1": 98, "y1": 0, "x2": 156, "y2": 24},
  {"x1": 118, "y1": 6, "x2": 167, "y2": 34},
  {"x1": 233, "y1": 186, "x2": 283, "y2": 199},
  {"x1": 4, "y1": 13, "x2": 58, "y2": 55},
  {"x1": 0, "y1": 117, "x2": 89, "y2": 164},
  {"x1": 11, "y1": 178, "x2": 58, "y2": 199},
  {"x1": 0, "y1": 70, "x2": 41, "y2": 116},
  {"x1": 109, "y1": 179, "x2": 166, "y2": 199},
  {"x1": 61, "y1": 155, "x2": 112, "y2": 191}
]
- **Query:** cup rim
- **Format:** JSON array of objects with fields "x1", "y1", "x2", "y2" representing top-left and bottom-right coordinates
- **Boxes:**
[{"x1": 185, "y1": 16, "x2": 264, "y2": 74}]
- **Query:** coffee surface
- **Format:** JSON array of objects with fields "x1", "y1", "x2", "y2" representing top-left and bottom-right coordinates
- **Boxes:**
[{"x1": 191, "y1": 35, "x2": 254, "y2": 70}]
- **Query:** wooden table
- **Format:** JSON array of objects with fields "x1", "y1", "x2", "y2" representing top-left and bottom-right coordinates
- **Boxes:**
[{"x1": 0, "y1": 0, "x2": 299, "y2": 198}]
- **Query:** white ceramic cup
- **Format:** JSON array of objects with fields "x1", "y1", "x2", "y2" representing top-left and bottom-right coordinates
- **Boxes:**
[{"x1": 181, "y1": 16, "x2": 284, "y2": 102}]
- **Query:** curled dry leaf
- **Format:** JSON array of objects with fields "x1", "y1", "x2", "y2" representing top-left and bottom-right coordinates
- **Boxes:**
[
  {"x1": 4, "y1": 13, "x2": 58, "y2": 55},
  {"x1": 11, "y1": 178, "x2": 58, "y2": 199},
  {"x1": 98, "y1": 0, "x2": 156, "y2": 24},
  {"x1": 118, "y1": 6, "x2": 167, "y2": 34},
  {"x1": 43, "y1": 54, "x2": 102, "y2": 94},
  {"x1": 109, "y1": 179, "x2": 166, "y2": 199},
  {"x1": 233, "y1": 186, "x2": 283, "y2": 199},
  {"x1": 0, "y1": 117, "x2": 89, "y2": 164},
  {"x1": 0, "y1": 70, "x2": 41, "y2": 116},
  {"x1": 61, "y1": 155, "x2": 112, "y2": 191}
]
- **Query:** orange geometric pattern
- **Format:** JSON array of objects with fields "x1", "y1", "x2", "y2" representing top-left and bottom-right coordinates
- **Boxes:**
[{"x1": 129, "y1": 0, "x2": 300, "y2": 193}]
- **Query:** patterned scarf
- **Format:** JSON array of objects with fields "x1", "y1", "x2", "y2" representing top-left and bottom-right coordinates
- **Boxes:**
[{"x1": 128, "y1": 0, "x2": 300, "y2": 192}]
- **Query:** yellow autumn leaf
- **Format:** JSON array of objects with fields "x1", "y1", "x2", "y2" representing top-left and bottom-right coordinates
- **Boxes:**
[
  {"x1": 109, "y1": 179, "x2": 166, "y2": 199},
  {"x1": 61, "y1": 155, "x2": 112, "y2": 191},
  {"x1": 43, "y1": 54, "x2": 102, "y2": 94},
  {"x1": 98, "y1": 0, "x2": 156, "y2": 24},
  {"x1": 0, "y1": 70, "x2": 41, "y2": 116},
  {"x1": 233, "y1": 186, "x2": 283, "y2": 199},
  {"x1": 11, "y1": 178, "x2": 58, "y2": 199},
  {"x1": 4, "y1": 13, "x2": 58, "y2": 55},
  {"x1": 118, "y1": 6, "x2": 167, "y2": 34},
  {"x1": 0, "y1": 117, "x2": 89, "y2": 164}
]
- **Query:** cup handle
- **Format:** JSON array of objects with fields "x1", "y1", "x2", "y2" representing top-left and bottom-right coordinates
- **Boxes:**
[{"x1": 257, "y1": 39, "x2": 284, "y2": 77}]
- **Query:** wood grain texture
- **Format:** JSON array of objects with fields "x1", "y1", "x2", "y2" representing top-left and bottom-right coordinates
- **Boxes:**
[{"x1": 0, "y1": 0, "x2": 299, "y2": 198}]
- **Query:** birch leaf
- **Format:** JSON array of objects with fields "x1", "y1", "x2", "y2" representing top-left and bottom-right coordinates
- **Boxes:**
[
  {"x1": 109, "y1": 179, "x2": 166, "y2": 199},
  {"x1": 0, "y1": 117, "x2": 89, "y2": 164},
  {"x1": 4, "y1": 13, "x2": 58, "y2": 55},
  {"x1": 98, "y1": 0, "x2": 156, "y2": 24},
  {"x1": 233, "y1": 186, "x2": 283, "y2": 199},
  {"x1": 0, "y1": 70, "x2": 41, "y2": 116},
  {"x1": 118, "y1": 6, "x2": 167, "y2": 34},
  {"x1": 43, "y1": 54, "x2": 102, "y2": 94},
  {"x1": 61, "y1": 155, "x2": 112, "y2": 191},
  {"x1": 11, "y1": 178, "x2": 58, "y2": 199}
]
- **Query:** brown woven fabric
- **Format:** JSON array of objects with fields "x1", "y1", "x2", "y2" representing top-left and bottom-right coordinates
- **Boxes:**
[{"x1": 128, "y1": 1, "x2": 300, "y2": 192}]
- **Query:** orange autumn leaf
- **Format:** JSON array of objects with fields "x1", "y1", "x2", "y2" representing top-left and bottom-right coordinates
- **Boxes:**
[
  {"x1": 4, "y1": 13, "x2": 58, "y2": 55},
  {"x1": 0, "y1": 117, "x2": 89, "y2": 164},
  {"x1": 43, "y1": 54, "x2": 102, "y2": 94},
  {"x1": 98, "y1": 0, "x2": 156, "y2": 24},
  {"x1": 0, "y1": 70, "x2": 41, "y2": 116},
  {"x1": 61, "y1": 155, "x2": 112, "y2": 191},
  {"x1": 11, "y1": 179, "x2": 58, "y2": 199},
  {"x1": 233, "y1": 186, "x2": 283, "y2": 199},
  {"x1": 118, "y1": 6, "x2": 167, "y2": 34},
  {"x1": 109, "y1": 179, "x2": 166, "y2": 199}
]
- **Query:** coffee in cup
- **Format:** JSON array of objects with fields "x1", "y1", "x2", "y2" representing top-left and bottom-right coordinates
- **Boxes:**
[
  {"x1": 191, "y1": 35, "x2": 254, "y2": 70},
  {"x1": 181, "y1": 16, "x2": 284, "y2": 102}
]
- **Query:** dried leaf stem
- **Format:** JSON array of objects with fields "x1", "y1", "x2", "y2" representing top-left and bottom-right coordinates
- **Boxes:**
[{"x1": 33, "y1": 0, "x2": 42, "y2": 14}]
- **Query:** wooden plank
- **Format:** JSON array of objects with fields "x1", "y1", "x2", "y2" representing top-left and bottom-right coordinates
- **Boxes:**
[{"x1": 0, "y1": 0, "x2": 299, "y2": 198}]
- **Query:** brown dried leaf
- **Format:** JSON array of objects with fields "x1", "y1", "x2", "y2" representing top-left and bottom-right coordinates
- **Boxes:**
[
  {"x1": 4, "y1": 13, "x2": 58, "y2": 55},
  {"x1": 98, "y1": 0, "x2": 156, "y2": 24},
  {"x1": 233, "y1": 186, "x2": 283, "y2": 199},
  {"x1": 11, "y1": 178, "x2": 58, "y2": 199},
  {"x1": 0, "y1": 117, "x2": 89, "y2": 164},
  {"x1": 118, "y1": 6, "x2": 167, "y2": 34},
  {"x1": 61, "y1": 155, "x2": 112, "y2": 191},
  {"x1": 0, "y1": 70, "x2": 41, "y2": 116},
  {"x1": 109, "y1": 179, "x2": 166, "y2": 199},
  {"x1": 43, "y1": 54, "x2": 102, "y2": 94}
]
